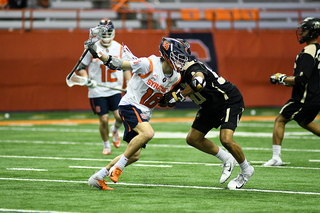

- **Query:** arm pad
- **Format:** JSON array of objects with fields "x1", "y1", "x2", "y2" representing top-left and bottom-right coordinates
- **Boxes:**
[{"x1": 104, "y1": 55, "x2": 123, "y2": 70}]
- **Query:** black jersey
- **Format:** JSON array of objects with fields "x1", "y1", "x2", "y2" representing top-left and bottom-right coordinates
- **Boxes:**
[
  {"x1": 291, "y1": 43, "x2": 320, "y2": 103},
  {"x1": 179, "y1": 60, "x2": 243, "y2": 108}
]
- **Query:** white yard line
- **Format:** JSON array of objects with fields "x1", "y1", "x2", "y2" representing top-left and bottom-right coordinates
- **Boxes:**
[
  {"x1": 0, "y1": 126, "x2": 317, "y2": 139},
  {"x1": 1, "y1": 140, "x2": 320, "y2": 153},
  {"x1": 1, "y1": 155, "x2": 320, "y2": 170},
  {"x1": 309, "y1": 160, "x2": 320, "y2": 162},
  {"x1": 6, "y1": 168, "x2": 48, "y2": 171},
  {"x1": 0, "y1": 208, "x2": 77, "y2": 213},
  {"x1": 0, "y1": 177, "x2": 319, "y2": 196}
]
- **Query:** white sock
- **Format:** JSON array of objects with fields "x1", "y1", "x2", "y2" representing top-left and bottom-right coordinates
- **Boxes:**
[
  {"x1": 214, "y1": 147, "x2": 230, "y2": 163},
  {"x1": 239, "y1": 158, "x2": 250, "y2": 172},
  {"x1": 103, "y1": 140, "x2": 111, "y2": 148},
  {"x1": 112, "y1": 120, "x2": 122, "y2": 132},
  {"x1": 272, "y1": 145, "x2": 281, "y2": 158},
  {"x1": 97, "y1": 167, "x2": 109, "y2": 178},
  {"x1": 114, "y1": 154, "x2": 128, "y2": 171}
]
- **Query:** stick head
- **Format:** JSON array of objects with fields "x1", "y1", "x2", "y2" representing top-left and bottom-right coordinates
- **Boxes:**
[
  {"x1": 88, "y1": 25, "x2": 109, "y2": 44},
  {"x1": 66, "y1": 72, "x2": 88, "y2": 87}
]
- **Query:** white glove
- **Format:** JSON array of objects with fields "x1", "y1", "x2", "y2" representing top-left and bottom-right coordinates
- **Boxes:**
[
  {"x1": 164, "y1": 89, "x2": 185, "y2": 107},
  {"x1": 85, "y1": 78, "x2": 97, "y2": 88},
  {"x1": 270, "y1": 73, "x2": 288, "y2": 85}
]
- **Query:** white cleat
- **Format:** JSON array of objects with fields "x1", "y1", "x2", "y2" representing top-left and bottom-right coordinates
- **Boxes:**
[
  {"x1": 102, "y1": 147, "x2": 111, "y2": 155},
  {"x1": 220, "y1": 154, "x2": 237, "y2": 184},
  {"x1": 263, "y1": 158, "x2": 283, "y2": 166},
  {"x1": 227, "y1": 166, "x2": 254, "y2": 190}
]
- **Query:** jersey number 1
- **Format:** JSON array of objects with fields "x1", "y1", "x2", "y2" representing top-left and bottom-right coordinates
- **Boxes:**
[
  {"x1": 100, "y1": 64, "x2": 117, "y2": 82},
  {"x1": 140, "y1": 88, "x2": 163, "y2": 108}
]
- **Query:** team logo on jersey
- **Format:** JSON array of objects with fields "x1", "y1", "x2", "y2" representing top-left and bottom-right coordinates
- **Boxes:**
[
  {"x1": 140, "y1": 113, "x2": 147, "y2": 120},
  {"x1": 162, "y1": 78, "x2": 167, "y2": 82},
  {"x1": 95, "y1": 106, "x2": 101, "y2": 113},
  {"x1": 146, "y1": 79, "x2": 168, "y2": 93}
]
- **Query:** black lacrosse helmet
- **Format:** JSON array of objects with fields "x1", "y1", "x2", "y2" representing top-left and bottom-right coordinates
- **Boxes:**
[{"x1": 296, "y1": 17, "x2": 320, "y2": 44}]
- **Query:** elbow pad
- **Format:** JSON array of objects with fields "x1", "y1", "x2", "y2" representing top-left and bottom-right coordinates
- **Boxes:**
[{"x1": 189, "y1": 76, "x2": 206, "y2": 92}]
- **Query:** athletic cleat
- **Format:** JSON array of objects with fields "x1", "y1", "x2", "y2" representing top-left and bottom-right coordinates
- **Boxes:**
[
  {"x1": 109, "y1": 166, "x2": 122, "y2": 183},
  {"x1": 88, "y1": 173, "x2": 114, "y2": 190},
  {"x1": 227, "y1": 166, "x2": 254, "y2": 190},
  {"x1": 111, "y1": 128, "x2": 121, "y2": 148},
  {"x1": 263, "y1": 157, "x2": 283, "y2": 166},
  {"x1": 102, "y1": 147, "x2": 111, "y2": 155},
  {"x1": 220, "y1": 154, "x2": 237, "y2": 184}
]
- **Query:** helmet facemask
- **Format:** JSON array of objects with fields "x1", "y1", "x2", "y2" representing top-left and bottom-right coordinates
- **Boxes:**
[
  {"x1": 170, "y1": 51, "x2": 188, "y2": 72},
  {"x1": 101, "y1": 28, "x2": 115, "y2": 47}
]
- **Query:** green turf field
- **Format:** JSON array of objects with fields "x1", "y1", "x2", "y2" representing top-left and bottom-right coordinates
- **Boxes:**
[{"x1": 0, "y1": 109, "x2": 319, "y2": 213}]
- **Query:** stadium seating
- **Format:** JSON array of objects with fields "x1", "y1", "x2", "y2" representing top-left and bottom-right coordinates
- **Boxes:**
[{"x1": 0, "y1": 0, "x2": 319, "y2": 30}]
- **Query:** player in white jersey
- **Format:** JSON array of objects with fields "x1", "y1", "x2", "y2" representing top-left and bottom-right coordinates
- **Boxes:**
[
  {"x1": 87, "y1": 37, "x2": 189, "y2": 190},
  {"x1": 77, "y1": 20, "x2": 132, "y2": 155}
]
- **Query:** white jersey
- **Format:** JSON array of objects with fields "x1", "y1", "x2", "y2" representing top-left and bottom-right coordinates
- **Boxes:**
[
  {"x1": 82, "y1": 40, "x2": 125, "y2": 98},
  {"x1": 119, "y1": 55, "x2": 181, "y2": 120}
]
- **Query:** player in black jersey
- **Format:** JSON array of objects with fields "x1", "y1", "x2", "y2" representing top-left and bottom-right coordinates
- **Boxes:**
[
  {"x1": 160, "y1": 40, "x2": 254, "y2": 190},
  {"x1": 264, "y1": 17, "x2": 320, "y2": 166}
]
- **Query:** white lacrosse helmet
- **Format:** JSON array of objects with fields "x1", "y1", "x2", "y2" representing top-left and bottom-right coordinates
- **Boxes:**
[{"x1": 99, "y1": 19, "x2": 115, "y2": 47}]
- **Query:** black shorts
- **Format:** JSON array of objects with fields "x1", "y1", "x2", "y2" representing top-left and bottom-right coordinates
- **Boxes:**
[
  {"x1": 192, "y1": 99, "x2": 244, "y2": 134},
  {"x1": 119, "y1": 105, "x2": 149, "y2": 147},
  {"x1": 89, "y1": 94, "x2": 122, "y2": 116},
  {"x1": 280, "y1": 100, "x2": 320, "y2": 125}
]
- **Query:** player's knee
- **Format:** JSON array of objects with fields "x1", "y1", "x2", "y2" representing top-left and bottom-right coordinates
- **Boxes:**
[
  {"x1": 220, "y1": 135, "x2": 233, "y2": 148},
  {"x1": 141, "y1": 129, "x2": 155, "y2": 142},
  {"x1": 186, "y1": 134, "x2": 199, "y2": 146},
  {"x1": 99, "y1": 114, "x2": 109, "y2": 126}
]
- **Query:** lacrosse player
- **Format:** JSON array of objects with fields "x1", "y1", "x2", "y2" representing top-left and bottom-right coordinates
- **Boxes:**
[
  {"x1": 264, "y1": 17, "x2": 320, "y2": 166},
  {"x1": 161, "y1": 39, "x2": 254, "y2": 190},
  {"x1": 87, "y1": 37, "x2": 189, "y2": 190},
  {"x1": 77, "y1": 19, "x2": 132, "y2": 155}
]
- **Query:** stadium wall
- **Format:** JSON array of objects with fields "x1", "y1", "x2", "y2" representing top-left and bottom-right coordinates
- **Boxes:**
[{"x1": 0, "y1": 30, "x2": 301, "y2": 111}]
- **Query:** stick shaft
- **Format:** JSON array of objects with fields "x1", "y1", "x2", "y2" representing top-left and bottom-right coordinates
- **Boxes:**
[
  {"x1": 67, "y1": 49, "x2": 89, "y2": 80},
  {"x1": 97, "y1": 84, "x2": 127, "y2": 92}
]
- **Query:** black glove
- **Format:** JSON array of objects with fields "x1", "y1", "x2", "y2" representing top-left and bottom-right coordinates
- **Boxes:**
[
  {"x1": 157, "y1": 96, "x2": 168, "y2": 107},
  {"x1": 87, "y1": 42, "x2": 99, "y2": 59}
]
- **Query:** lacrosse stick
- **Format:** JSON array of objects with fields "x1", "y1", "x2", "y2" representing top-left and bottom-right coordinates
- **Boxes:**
[
  {"x1": 66, "y1": 72, "x2": 127, "y2": 92},
  {"x1": 66, "y1": 25, "x2": 109, "y2": 81},
  {"x1": 122, "y1": 44, "x2": 138, "y2": 61}
]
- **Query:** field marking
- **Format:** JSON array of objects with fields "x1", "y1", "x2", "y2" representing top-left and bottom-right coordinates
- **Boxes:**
[
  {"x1": 1, "y1": 140, "x2": 320, "y2": 153},
  {"x1": 133, "y1": 164, "x2": 172, "y2": 168},
  {"x1": 0, "y1": 209, "x2": 77, "y2": 213},
  {"x1": 0, "y1": 126, "x2": 317, "y2": 138},
  {"x1": 1, "y1": 155, "x2": 319, "y2": 170},
  {"x1": 0, "y1": 177, "x2": 319, "y2": 196},
  {"x1": 309, "y1": 160, "x2": 320, "y2": 162},
  {"x1": 6, "y1": 168, "x2": 48, "y2": 171},
  {"x1": 0, "y1": 116, "x2": 288, "y2": 126}
]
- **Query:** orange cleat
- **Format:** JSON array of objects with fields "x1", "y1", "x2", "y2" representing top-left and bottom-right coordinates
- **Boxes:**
[
  {"x1": 109, "y1": 166, "x2": 122, "y2": 183},
  {"x1": 111, "y1": 128, "x2": 121, "y2": 148}
]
